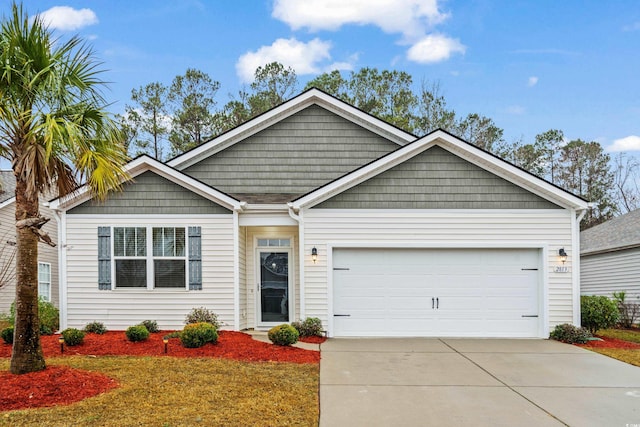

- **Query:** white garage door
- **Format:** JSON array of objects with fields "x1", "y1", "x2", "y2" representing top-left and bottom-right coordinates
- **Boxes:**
[{"x1": 332, "y1": 248, "x2": 541, "y2": 337}]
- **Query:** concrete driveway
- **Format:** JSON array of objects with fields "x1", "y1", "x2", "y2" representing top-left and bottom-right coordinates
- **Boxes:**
[{"x1": 320, "y1": 338, "x2": 640, "y2": 426}]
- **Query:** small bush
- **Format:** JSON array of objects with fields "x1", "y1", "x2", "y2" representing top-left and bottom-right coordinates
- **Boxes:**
[
  {"x1": 1, "y1": 327, "x2": 13, "y2": 344},
  {"x1": 180, "y1": 322, "x2": 218, "y2": 348},
  {"x1": 581, "y1": 295, "x2": 620, "y2": 334},
  {"x1": 84, "y1": 321, "x2": 107, "y2": 334},
  {"x1": 613, "y1": 291, "x2": 640, "y2": 329},
  {"x1": 185, "y1": 307, "x2": 220, "y2": 330},
  {"x1": 140, "y1": 320, "x2": 159, "y2": 333},
  {"x1": 8, "y1": 297, "x2": 60, "y2": 333},
  {"x1": 61, "y1": 328, "x2": 85, "y2": 346},
  {"x1": 292, "y1": 317, "x2": 323, "y2": 337},
  {"x1": 126, "y1": 325, "x2": 149, "y2": 342},
  {"x1": 268, "y1": 324, "x2": 299, "y2": 346},
  {"x1": 164, "y1": 330, "x2": 182, "y2": 339},
  {"x1": 549, "y1": 323, "x2": 591, "y2": 344}
]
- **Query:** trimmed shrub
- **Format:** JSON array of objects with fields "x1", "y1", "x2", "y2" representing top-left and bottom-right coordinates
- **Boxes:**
[
  {"x1": 185, "y1": 307, "x2": 220, "y2": 330},
  {"x1": 1, "y1": 327, "x2": 13, "y2": 344},
  {"x1": 613, "y1": 291, "x2": 640, "y2": 329},
  {"x1": 268, "y1": 324, "x2": 299, "y2": 346},
  {"x1": 180, "y1": 322, "x2": 218, "y2": 348},
  {"x1": 140, "y1": 320, "x2": 160, "y2": 333},
  {"x1": 61, "y1": 328, "x2": 85, "y2": 346},
  {"x1": 549, "y1": 323, "x2": 591, "y2": 344},
  {"x1": 292, "y1": 317, "x2": 323, "y2": 337},
  {"x1": 8, "y1": 297, "x2": 59, "y2": 334},
  {"x1": 126, "y1": 325, "x2": 149, "y2": 342},
  {"x1": 84, "y1": 321, "x2": 107, "y2": 335},
  {"x1": 581, "y1": 295, "x2": 620, "y2": 334}
]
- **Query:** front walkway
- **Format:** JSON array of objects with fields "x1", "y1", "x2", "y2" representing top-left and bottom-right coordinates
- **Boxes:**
[{"x1": 320, "y1": 338, "x2": 640, "y2": 426}]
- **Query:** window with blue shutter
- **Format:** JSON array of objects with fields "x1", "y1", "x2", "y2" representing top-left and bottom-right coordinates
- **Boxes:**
[
  {"x1": 188, "y1": 226, "x2": 202, "y2": 290},
  {"x1": 98, "y1": 227, "x2": 111, "y2": 290}
]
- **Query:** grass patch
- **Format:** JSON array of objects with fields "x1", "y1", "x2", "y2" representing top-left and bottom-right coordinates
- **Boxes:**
[
  {"x1": 597, "y1": 328, "x2": 640, "y2": 344},
  {"x1": 0, "y1": 356, "x2": 319, "y2": 426},
  {"x1": 587, "y1": 348, "x2": 640, "y2": 367}
]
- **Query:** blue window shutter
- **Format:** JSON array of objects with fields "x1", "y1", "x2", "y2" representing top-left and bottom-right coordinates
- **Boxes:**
[
  {"x1": 98, "y1": 227, "x2": 111, "y2": 290},
  {"x1": 188, "y1": 226, "x2": 202, "y2": 290}
]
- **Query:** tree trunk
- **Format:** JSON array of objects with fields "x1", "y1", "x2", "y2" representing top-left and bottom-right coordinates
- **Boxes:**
[{"x1": 10, "y1": 178, "x2": 46, "y2": 374}]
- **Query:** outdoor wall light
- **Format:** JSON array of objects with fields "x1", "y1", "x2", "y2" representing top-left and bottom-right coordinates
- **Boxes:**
[
  {"x1": 163, "y1": 337, "x2": 169, "y2": 354},
  {"x1": 558, "y1": 248, "x2": 568, "y2": 264},
  {"x1": 58, "y1": 336, "x2": 64, "y2": 354},
  {"x1": 311, "y1": 247, "x2": 318, "y2": 264}
]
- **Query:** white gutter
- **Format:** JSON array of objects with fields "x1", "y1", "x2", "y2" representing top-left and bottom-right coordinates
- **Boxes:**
[
  {"x1": 49, "y1": 207, "x2": 67, "y2": 331},
  {"x1": 288, "y1": 204, "x2": 305, "y2": 320}
]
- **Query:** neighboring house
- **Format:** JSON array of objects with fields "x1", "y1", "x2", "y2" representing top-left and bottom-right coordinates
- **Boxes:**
[
  {"x1": 0, "y1": 171, "x2": 59, "y2": 314},
  {"x1": 50, "y1": 89, "x2": 589, "y2": 337},
  {"x1": 581, "y1": 209, "x2": 640, "y2": 301}
]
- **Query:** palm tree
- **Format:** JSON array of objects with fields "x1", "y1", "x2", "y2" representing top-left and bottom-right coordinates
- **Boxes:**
[{"x1": 0, "y1": 3, "x2": 128, "y2": 374}]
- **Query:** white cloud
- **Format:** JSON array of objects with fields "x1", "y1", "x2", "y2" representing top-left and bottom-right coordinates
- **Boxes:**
[
  {"x1": 273, "y1": 0, "x2": 447, "y2": 40},
  {"x1": 623, "y1": 21, "x2": 640, "y2": 31},
  {"x1": 236, "y1": 38, "x2": 354, "y2": 83},
  {"x1": 609, "y1": 135, "x2": 640, "y2": 152},
  {"x1": 36, "y1": 6, "x2": 98, "y2": 31},
  {"x1": 528, "y1": 76, "x2": 538, "y2": 87},
  {"x1": 406, "y1": 34, "x2": 465, "y2": 63},
  {"x1": 505, "y1": 105, "x2": 525, "y2": 115}
]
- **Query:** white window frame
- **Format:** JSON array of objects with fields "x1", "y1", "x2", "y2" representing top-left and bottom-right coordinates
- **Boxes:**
[
  {"x1": 38, "y1": 262, "x2": 51, "y2": 302},
  {"x1": 112, "y1": 226, "x2": 189, "y2": 290}
]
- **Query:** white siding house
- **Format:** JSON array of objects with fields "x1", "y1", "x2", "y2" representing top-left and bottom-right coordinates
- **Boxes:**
[
  {"x1": 581, "y1": 209, "x2": 640, "y2": 301},
  {"x1": 0, "y1": 172, "x2": 59, "y2": 315},
  {"x1": 51, "y1": 89, "x2": 589, "y2": 337}
]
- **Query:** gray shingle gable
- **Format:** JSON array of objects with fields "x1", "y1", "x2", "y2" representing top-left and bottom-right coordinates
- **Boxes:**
[
  {"x1": 69, "y1": 171, "x2": 231, "y2": 215},
  {"x1": 314, "y1": 146, "x2": 562, "y2": 209},
  {"x1": 183, "y1": 105, "x2": 399, "y2": 200}
]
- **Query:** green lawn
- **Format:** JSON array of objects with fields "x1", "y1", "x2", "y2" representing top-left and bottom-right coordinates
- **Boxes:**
[
  {"x1": 0, "y1": 356, "x2": 319, "y2": 426},
  {"x1": 597, "y1": 328, "x2": 640, "y2": 344}
]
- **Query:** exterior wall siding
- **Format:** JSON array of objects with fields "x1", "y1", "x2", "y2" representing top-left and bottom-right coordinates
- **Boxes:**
[
  {"x1": 183, "y1": 105, "x2": 399, "y2": 198},
  {"x1": 581, "y1": 248, "x2": 640, "y2": 300},
  {"x1": 69, "y1": 171, "x2": 231, "y2": 215},
  {"x1": 242, "y1": 226, "x2": 299, "y2": 329},
  {"x1": 0, "y1": 200, "x2": 59, "y2": 313},
  {"x1": 316, "y1": 146, "x2": 561, "y2": 209},
  {"x1": 63, "y1": 215, "x2": 235, "y2": 330},
  {"x1": 302, "y1": 210, "x2": 575, "y2": 333}
]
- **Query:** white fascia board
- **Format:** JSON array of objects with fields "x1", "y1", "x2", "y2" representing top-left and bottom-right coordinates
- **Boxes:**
[
  {"x1": 0, "y1": 197, "x2": 15, "y2": 210},
  {"x1": 50, "y1": 156, "x2": 242, "y2": 212},
  {"x1": 292, "y1": 130, "x2": 590, "y2": 210},
  {"x1": 167, "y1": 89, "x2": 417, "y2": 170}
]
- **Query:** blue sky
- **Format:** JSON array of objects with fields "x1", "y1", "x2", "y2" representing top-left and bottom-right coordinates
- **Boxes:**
[{"x1": 10, "y1": 0, "x2": 640, "y2": 152}]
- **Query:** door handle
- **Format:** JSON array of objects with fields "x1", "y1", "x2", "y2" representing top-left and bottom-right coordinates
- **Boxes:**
[
  {"x1": 432, "y1": 297, "x2": 434, "y2": 309},
  {"x1": 436, "y1": 297, "x2": 439, "y2": 309},
  {"x1": 334, "y1": 314, "x2": 351, "y2": 317},
  {"x1": 521, "y1": 315, "x2": 538, "y2": 318}
]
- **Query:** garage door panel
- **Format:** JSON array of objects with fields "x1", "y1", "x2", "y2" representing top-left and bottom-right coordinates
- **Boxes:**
[{"x1": 333, "y1": 248, "x2": 540, "y2": 337}]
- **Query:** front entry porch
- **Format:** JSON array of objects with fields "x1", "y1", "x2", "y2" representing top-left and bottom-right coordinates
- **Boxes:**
[{"x1": 238, "y1": 225, "x2": 300, "y2": 331}]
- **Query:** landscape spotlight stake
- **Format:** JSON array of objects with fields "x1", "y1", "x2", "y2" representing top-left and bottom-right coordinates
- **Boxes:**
[
  {"x1": 163, "y1": 337, "x2": 169, "y2": 354},
  {"x1": 58, "y1": 336, "x2": 64, "y2": 354}
]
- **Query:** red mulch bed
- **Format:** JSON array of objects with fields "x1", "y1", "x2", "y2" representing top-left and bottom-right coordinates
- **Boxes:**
[
  {"x1": 299, "y1": 335, "x2": 327, "y2": 344},
  {"x1": 0, "y1": 366, "x2": 117, "y2": 412},
  {"x1": 577, "y1": 336, "x2": 640, "y2": 349},
  {"x1": 0, "y1": 330, "x2": 320, "y2": 413},
  {"x1": 0, "y1": 330, "x2": 320, "y2": 364}
]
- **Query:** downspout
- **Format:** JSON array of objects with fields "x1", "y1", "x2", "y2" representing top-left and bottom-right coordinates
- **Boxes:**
[
  {"x1": 48, "y1": 206, "x2": 67, "y2": 331},
  {"x1": 232, "y1": 203, "x2": 246, "y2": 331},
  {"x1": 572, "y1": 206, "x2": 590, "y2": 326},
  {"x1": 288, "y1": 204, "x2": 305, "y2": 320}
]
